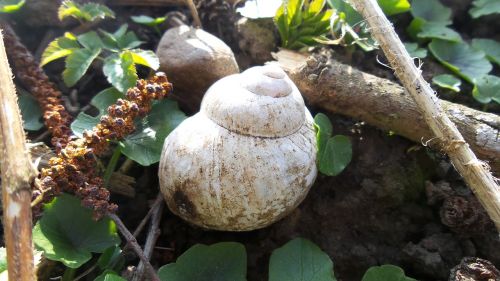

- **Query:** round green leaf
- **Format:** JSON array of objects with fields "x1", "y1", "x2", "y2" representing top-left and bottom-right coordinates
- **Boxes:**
[
  {"x1": 318, "y1": 135, "x2": 352, "y2": 176},
  {"x1": 378, "y1": 0, "x2": 410, "y2": 16},
  {"x1": 472, "y1": 75, "x2": 500, "y2": 104},
  {"x1": 471, "y1": 38, "x2": 500, "y2": 66},
  {"x1": 429, "y1": 39, "x2": 492, "y2": 83},
  {"x1": 103, "y1": 51, "x2": 138, "y2": 93},
  {"x1": 417, "y1": 22, "x2": 461, "y2": 42},
  {"x1": 432, "y1": 74, "x2": 461, "y2": 92},
  {"x1": 32, "y1": 194, "x2": 121, "y2": 268},
  {"x1": 403, "y1": 42, "x2": 427, "y2": 58},
  {"x1": 314, "y1": 113, "x2": 333, "y2": 153},
  {"x1": 119, "y1": 99, "x2": 186, "y2": 166},
  {"x1": 130, "y1": 49, "x2": 160, "y2": 70},
  {"x1": 158, "y1": 242, "x2": 247, "y2": 281},
  {"x1": 362, "y1": 265, "x2": 417, "y2": 281},
  {"x1": 410, "y1": 0, "x2": 451, "y2": 23},
  {"x1": 18, "y1": 91, "x2": 43, "y2": 131},
  {"x1": 269, "y1": 238, "x2": 336, "y2": 281}
]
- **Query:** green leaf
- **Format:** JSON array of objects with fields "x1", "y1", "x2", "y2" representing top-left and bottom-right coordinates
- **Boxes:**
[
  {"x1": 0, "y1": 248, "x2": 6, "y2": 273},
  {"x1": 471, "y1": 38, "x2": 500, "y2": 65},
  {"x1": 77, "y1": 31, "x2": 103, "y2": 50},
  {"x1": 428, "y1": 39, "x2": 492, "y2": 83},
  {"x1": 0, "y1": 0, "x2": 24, "y2": 13},
  {"x1": 131, "y1": 15, "x2": 166, "y2": 26},
  {"x1": 269, "y1": 238, "x2": 336, "y2": 281},
  {"x1": 403, "y1": 42, "x2": 427, "y2": 58},
  {"x1": 33, "y1": 194, "x2": 120, "y2": 268},
  {"x1": 41, "y1": 33, "x2": 80, "y2": 66},
  {"x1": 314, "y1": 113, "x2": 333, "y2": 153},
  {"x1": 158, "y1": 242, "x2": 246, "y2": 281},
  {"x1": 432, "y1": 74, "x2": 461, "y2": 92},
  {"x1": 318, "y1": 135, "x2": 352, "y2": 176},
  {"x1": 361, "y1": 265, "x2": 417, "y2": 281},
  {"x1": 103, "y1": 51, "x2": 137, "y2": 93},
  {"x1": 18, "y1": 90, "x2": 43, "y2": 131},
  {"x1": 472, "y1": 75, "x2": 500, "y2": 104},
  {"x1": 120, "y1": 99, "x2": 186, "y2": 166},
  {"x1": 417, "y1": 22, "x2": 461, "y2": 42},
  {"x1": 469, "y1": 0, "x2": 500, "y2": 18},
  {"x1": 129, "y1": 49, "x2": 160, "y2": 70},
  {"x1": 58, "y1": 0, "x2": 115, "y2": 22},
  {"x1": 94, "y1": 271, "x2": 126, "y2": 281},
  {"x1": 63, "y1": 47, "x2": 101, "y2": 87},
  {"x1": 378, "y1": 0, "x2": 410, "y2": 16},
  {"x1": 410, "y1": 0, "x2": 452, "y2": 24},
  {"x1": 71, "y1": 87, "x2": 124, "y2": 137}
]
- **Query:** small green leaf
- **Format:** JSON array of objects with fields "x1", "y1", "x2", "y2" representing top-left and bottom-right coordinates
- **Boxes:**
[
  {"x1": 269, "y1": 238, "x2": 336, "y2": 281},
  {"x1": 103, "y1": 51, "x2": 137, "y2": 93},
  {"x1": 403, "y1": 42, "x2": 427, "y2": 58},
  {"x1": 33, "y1": 194, "x2": 121, "y2": 268},
  {"x1": 472, "y1": 75, "x2": 500, "y2": 104},
  {"x1": 97, "y1": 246, "x2": 125, "y2": 272},
  {"x1": 429, "y1": 39, "x2": 492, "y2": 83},
  {"x1": 18, "y1": 91, "x2": 43, "y2": 131},
  {"x1": 410, "y1": 0, "x2": 452, "y2": 24},
  {"x1": 314, "y1": 113, "x2": 333, "y2": 153},
  {"x1": 129, "y1": 49, "x2": 160, "y2": 70},
  {"x1": 469, "y1": 0, "x2": 500, "y2": 18},
  {"x1": 41, "y1": 33, "x2": 80, "y2": 66},
  {"x1": 71, "y1": 87, "x2": 124, "y2": 137},
  {"x1": 378, "y1": 0, "x2": 410, "y2": 16},
  {"x1": 94, "y1": 271, "x2": 126, "y2": 281},
  {"x1": 58, "y1": 0, "x2": 115, "y2": 22},
  {"x1": 432, "y1": 74, "x2": 461, "y2": 92},
  {"x1": 471, "y1": 38, "x2": 500, "y2": 65},
  {"x1": 0, "y1": 0, "x2": 24, "y2": 13},
  {"x1": 417, "y1": 22, "x2": 461, "y2": 42},
  {"x1": 0, "y1": 248, "x2": 6, "y2": 273},
  {"x1": 77, "y1": 31, "x2": 103, "y2": 50},
  {"x1": 63, "y1": 48, "x2": 101, "y2": 87},
  {"x1": 120, "y1": 99, "x2": 186, "y2": 166},
  {"x1": 361, "y1": 265, "x2": 417, "y2": 281},
  {"x1": 318, "y1": 135, "x2": 352, "y2": 176},
  {"x1": 131, "y1": 15, "x2": 166, "y2": 26},
  {"x1": 158, "y1": 242, "x2": 247, "y2": 281}
]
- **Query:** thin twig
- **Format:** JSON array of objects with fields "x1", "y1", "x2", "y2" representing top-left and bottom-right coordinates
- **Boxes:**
[
  {"x1": 132, "y1": 197, "x2": 164, "y2": 281},
  {"x1": 130, "y1": 194, "x2": 164, "y2": 243},
  {"x1": 349, "y1": 0, "x2": 500, "y2": 231},
  {"x1": 0, "y1": 29, "x2": 36, "y2": 281},
  {"x1": 108, "y1": 213, "x2": 161, "y2": 281},
  {"x1": 185, "y1": 0, "x2": 202, "y2": 28}
]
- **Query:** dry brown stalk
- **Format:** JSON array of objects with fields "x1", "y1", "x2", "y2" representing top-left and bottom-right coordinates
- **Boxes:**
[
  {"x1": 348, "y1": 0, "x2": 500, "y2": 231},
  {"x1": 0, "y1": 30, "x2": 36, "y2": 281},
  {"x1": 274, "y1": 50, "x2": 500, "y2": 175},
  {"x1": 0, "y1": 22, "x2": 73, "y2": 151}
]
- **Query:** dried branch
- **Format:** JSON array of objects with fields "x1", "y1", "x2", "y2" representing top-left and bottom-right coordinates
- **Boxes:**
[
  {"x1": 274, "y1": 50, "x2": 500, "y2": 175},
  {"x1": 349, "y1": 0, "x2": 500, "y2": 231},
  {"x1": 132, "y1": 195, "x2": 164, "y2": 281},
  {"x1": 0, "y1": 22, "x2": 72, "y2": 151},
  {"x1": 185, "y1": 0, "x2": 202, "y2": 28},
  {"x1": 108, "y1": 213, "x2": 161, "y2": 281},
  {"x1": 0, "y1": 30, "x2": 36, "y2": 281}
]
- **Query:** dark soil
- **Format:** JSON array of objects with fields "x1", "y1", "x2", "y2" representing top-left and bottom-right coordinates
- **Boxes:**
[{"x1": 4, "y1": 0, "x2": 500, "y2": 280}]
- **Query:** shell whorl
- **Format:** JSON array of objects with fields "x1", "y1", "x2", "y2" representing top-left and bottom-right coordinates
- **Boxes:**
[{"x1": 200, "y1": 64, "x2": 306, "y2": 138}]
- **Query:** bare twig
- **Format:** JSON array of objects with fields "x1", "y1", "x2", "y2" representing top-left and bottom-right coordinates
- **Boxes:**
[
  {"x1": 274, "y1": 50, "x2": 500, "y2": 175},
  {"x1": 185, "y1": 0, "x2": 202, "y2": 28},
  {"x1": 349, "y1": 0, "x2": 500, "y2": 231},
  {"x1": 0, "y1": 30, "x2": 36, "y2": 281},
  {"x1": 108, "y1": 213, "x2": 161, "y2": 281},
  {"x1": 132, "y1": 196, "x2": 164, "y2": 281}
]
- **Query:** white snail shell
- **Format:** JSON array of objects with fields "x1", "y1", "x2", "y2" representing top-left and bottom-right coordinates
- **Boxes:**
[{"x1": 159, "y1": 64, "x2": 317, "y2": 231}]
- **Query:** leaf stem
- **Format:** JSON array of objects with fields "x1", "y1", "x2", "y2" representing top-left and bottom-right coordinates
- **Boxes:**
[{"x1": 104, "y1": 147, "x2": 122, "y2": 187}]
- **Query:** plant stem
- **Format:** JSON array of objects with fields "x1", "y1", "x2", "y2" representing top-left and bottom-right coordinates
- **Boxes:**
[
  {"x1": 185, "y1": 0, "x2": 202, "y2": 28},
  {"x1": 349, "y1": 0, "x2": 500, "y2": 231},
  {"x1": 108, "y1": 213, "x2": 161, "y2": 281},
  {"x1": 0, "y1": 30, "x2": 36, "y2": 281},
  {"x1": 104, "y1": 147, "x2": 122, "y2": 187}
]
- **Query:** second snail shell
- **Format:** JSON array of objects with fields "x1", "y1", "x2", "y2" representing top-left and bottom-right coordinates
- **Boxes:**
[{"x1": 159, "y1": 64, "x2": 317, "y2": 231}]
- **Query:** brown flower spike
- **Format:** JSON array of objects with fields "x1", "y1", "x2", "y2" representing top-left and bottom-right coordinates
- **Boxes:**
[
  {"x1": 35, "y1": 74, "x2": 172, "y2": 219},
  {"x1": 1, "y1": 22, "x2": 73, "y2": 151}
]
